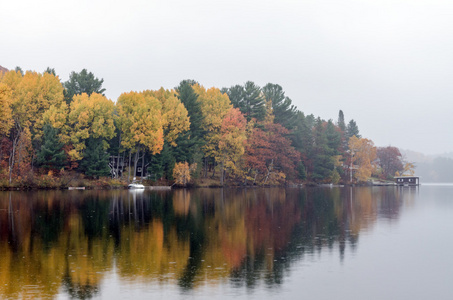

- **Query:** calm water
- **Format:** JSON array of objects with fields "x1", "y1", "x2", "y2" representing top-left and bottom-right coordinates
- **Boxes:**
[{"x1": 0, "y1": 186, "x2": 452, "y2": 299}]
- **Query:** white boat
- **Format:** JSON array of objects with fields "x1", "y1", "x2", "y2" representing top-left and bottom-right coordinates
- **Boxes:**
[{"x1": 128, "y1": 182, "x2": 145, "y2": 189}]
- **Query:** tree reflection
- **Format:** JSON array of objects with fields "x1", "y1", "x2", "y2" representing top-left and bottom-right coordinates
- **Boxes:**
[{"x1": 0, "y1": 186, "x2": 409, "y2": 298}]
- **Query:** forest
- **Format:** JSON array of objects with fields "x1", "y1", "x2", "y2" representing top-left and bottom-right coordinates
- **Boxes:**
[{"x1": 0, "y1": 67, "x2": 413, "y2": 188}]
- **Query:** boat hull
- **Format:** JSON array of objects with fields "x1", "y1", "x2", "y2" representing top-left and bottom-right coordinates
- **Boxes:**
[{"x1": 128, "y1": 184, "x2": 145, "y2": 189}]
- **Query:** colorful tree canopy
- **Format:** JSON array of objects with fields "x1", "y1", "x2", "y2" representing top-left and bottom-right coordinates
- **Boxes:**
[
  {"x1": 0, "y1": 66, "x2": 388, "y2": 186},
  {"x1": 116, "y1": 91, "x2": 164, "y2": 154},
  {"x1": 349, "y1": 136, "x2": 377, "y2": 182},
  {"x1": 0, "y1": 83, "x2": 13, "y2": 136},
  {"x1": 68, "y1": 93, "x2": 116, "y2": 160},
  {"x1": 142, "y1": 88, "x2": 190, "y2": 146}
]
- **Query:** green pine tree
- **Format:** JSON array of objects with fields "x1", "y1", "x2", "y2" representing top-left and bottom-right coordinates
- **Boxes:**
[
  {"x1": 325, "y1": 120, "x2": 341, "y2": 155},
  {"x1": 262, "y1": 83, "x2": 298, "y2": 130},
  {"x1": 346, "y1": 119, "x2": 361, "y2": 139},
  {"x1": 148, "y1": 143, "x2": 176, "y2": 181},
  {"x1": 290, "y1": 111, "x2": 314, "y2": 179},
  {"x1": 297, "y1": 161, "x2": 307, "y2": 180},
  {"x1": 312, "y1": 118, "x2": 335, "y2": 182},
  {"x1": 79, "y1": 138, "x2": 111, "y2": 178},
  {"x1": 337, "y1": 110, "x2": 346, "y2": 132},
  {"x1": 43, "y1": 67, "x2": 56, "y2": 76},
  {"x1": 63, "y1": 69, "x2": 106, "y2": 104},
  {"x1": 224, "y1": 81, "x2": 266, "y2": 122},
  {"x1": 36, "y1": 124, "x2": 67, "y2": 171}
]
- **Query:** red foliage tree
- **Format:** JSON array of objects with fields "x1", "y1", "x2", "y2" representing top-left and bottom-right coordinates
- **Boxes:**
[
  {"x1": 377, "y1": 146, "x2": 404, "y2": 179},
  {"x1": 245, "y1": 122, "x2": 300, "y2": 184}
]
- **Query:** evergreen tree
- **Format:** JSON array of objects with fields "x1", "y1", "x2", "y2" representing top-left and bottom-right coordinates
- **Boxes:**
[
  {"x1": 325, "y1": 120, "x2": 341, "y2": 155},
  {"x1": 36, "y1": 124, "x2": 66, "y2": 171},
  {"x1": 243, "y1": 81, "x2": 266, "y2": 122},
  {"x1": 79, "y1": 138, "x2": 110, "y2": 178},
  {"x1": 337, "y1": 110, "x2": 348, "y2": 152},
  {"x1": 346, "y1": 119, "x2": 361, "y2": 139},
  {"x1": 64, "y1": 69, "x2": 106, "y2": 104},
  {"x1": 291, "y1": 111, "x2": 314, "y2": 179},
  {"x1": 44, "y1": 67, "x2": 56, "y2": 76},
  {"x1": 223, "y1": 85, "x2": 245, "y2": 109},
  {"x1": 148, "y1": 143, "x2": 176, "y2": 181},
  {"x1": 15, "y1": 66, "x2": 23, "y2": 75},
  {"x1": 311, "y1": 118, "x2": 334, "y2": 181},
  {"x1": 337, "y1": 110, "x2": 346, "y2": 132},
  {"x1": 175, "y1": 80, "x2": 204, "y2": 143},
  {"x1": 262, "y1": 83, "x2": 297, "y2": 130},
  {"x1": 305, "y1": 114, "x2": 316, "y2": 129},
  {"x1": 297, "y1": 161, "x2": 307, "y2": 180},
  {"x1": 223, "y1": 81, "x2": 266, "y2": 122},
  {"x1": 174, "y1": 80, "x2": 205, "y2": 162},
  {"x1": 147, "y1": 80, "x2": 206, "y2": 181}
]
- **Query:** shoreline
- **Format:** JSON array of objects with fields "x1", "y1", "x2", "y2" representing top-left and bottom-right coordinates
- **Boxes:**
[{"x1": 0, "y1": 180, "x2": 402, "y2": 191}]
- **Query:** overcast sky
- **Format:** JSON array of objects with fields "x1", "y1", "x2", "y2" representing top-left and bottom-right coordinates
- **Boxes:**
[{"x1": 2, "y1": 0, "x2": 452, "y2": 155}]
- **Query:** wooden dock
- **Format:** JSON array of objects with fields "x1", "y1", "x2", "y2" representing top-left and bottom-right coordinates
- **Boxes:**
[
  {"x1": 147, "y1": 186, "x2": 172, "y2": 190},
  {"x1": 371, "y1": 181, "x2": 396, "y2": 186}
]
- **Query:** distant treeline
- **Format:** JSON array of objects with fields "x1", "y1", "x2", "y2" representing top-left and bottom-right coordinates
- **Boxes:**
[
  {"x1": 0, "y1": 67, "x2": 413, "y2": 187},
  {"x1": 415, "y1": 157, "x2": 453, "y2": 182}
]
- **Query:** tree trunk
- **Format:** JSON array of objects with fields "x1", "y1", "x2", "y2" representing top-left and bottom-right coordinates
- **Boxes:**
[
  {"x1": 17, "y1": 139, "x2": 23, "y2": 177},
  {"x1": 133, "y1": 149, "x2": 139, "y2": 179},
  {"x1": 121, "y1": 151, "x2": 125, "y2": 179},
  {"x1": 8, "y1": 133, "x2": 20, "y2": 185},
  {"x1": 264, "y1": 159, "x2": 273, "y2": 185},
  {"x1": 211, "y1": 161, "x2": 216, "y2": 178},
  {"x1": 128, "y1": 150, "x2": 132, "y2": 182},
  {"x1": 204, "y1": 156, "x2": 208, "y2": 178},
  {"x1": 31, "y1": 152, "x2": 35, "y2": 172},
  {"x1": 116, "y1": 133, "x2": 121, "y2": 179},
  {"x1": 220, "y1": 159, "x2": 224, "y2": 186},
  {"x1": 141, "y1": 150, "x2": 145, "y2": 181}
]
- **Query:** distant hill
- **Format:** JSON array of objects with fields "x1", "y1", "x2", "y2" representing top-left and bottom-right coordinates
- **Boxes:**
[
  {"x1": 400, "y1": 149, "x2": 433, "y2": 163},
  {"x1": 0, "y1": 65, "x2": 8, "y2": 73},
  {"x1": 400, "y1": 149, "x2": 453, "y2": 183}
]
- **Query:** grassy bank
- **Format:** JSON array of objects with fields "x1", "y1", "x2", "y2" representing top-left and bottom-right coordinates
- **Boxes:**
[{"x1": 0, "y1": 172, "x2": 127, "y2": 191}]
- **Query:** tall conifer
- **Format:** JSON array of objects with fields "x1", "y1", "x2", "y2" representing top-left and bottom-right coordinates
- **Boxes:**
[{"x1": 36, "y1": 124, "x2": 66, "y2": 171}]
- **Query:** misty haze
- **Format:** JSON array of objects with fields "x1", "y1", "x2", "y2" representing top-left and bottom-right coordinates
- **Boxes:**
[{"x1": 1, "y1": 0, "x2": 453, "y2": 299}]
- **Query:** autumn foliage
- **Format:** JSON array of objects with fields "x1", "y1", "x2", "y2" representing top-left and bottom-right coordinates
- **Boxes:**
[
  {"x1": 349, "y1": 136, "x2": 377, "y2": 182},
  {"x1": 0, "y1": 67, "x2": 408, "y2": 187},
  {"x1": 173, "y1": 162, "x2": 197, "y2": 186},
  {"x1": 245, "y1": 122, "x2": 300, "y2": 185}
]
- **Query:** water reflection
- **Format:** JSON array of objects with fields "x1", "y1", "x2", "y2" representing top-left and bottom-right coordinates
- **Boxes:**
[{"x1": 0, "y1": 187, "x2": 411, "y2": 299}]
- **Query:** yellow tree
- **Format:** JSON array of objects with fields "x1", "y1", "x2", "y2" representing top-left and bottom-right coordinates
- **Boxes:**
[
  {"x1": 142, "y1": 88, "x2": 190, "y2": 146},
  {"x1": 403, "y1": 162, "x2": 415, "y2": 176},
  {"x1": 11, "y1": 71, "x2": 65, "y2": 135},
  {"x1": 172, "y1": 162, "x2": 197, "y2": 186},
  {"x1": 192, "y1": 84, "x2": 232, "y2": 177},
  {"x1": 0, "y1": 70, "x2": 22, "y2": 93},
  {"x1": 68, "y1": 93, "x2": 116, "y2": 160},
  {"x1": 0, "y1": 83, "x2": 13, "y2": 136},
  {"x1": 348, "y1": 136, "x2": 377, "y2": 182},
  {"x1": 192, "y1": 84, "x2": 232, "y2": 132},
  {"x1": 41, "y1": 101, "x2": 70, "y2": 144},
  {"x1": 116, "y1": 91, "x2": 164, "y2": 180},
  {"x1": 0, "y1": 71, "x2": 65, "y2": 182},
  {"x1": 216, "y1": 108, "x2": 247, "y2": 185}
]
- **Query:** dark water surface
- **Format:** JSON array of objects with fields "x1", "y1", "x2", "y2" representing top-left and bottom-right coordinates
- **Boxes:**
[{"x1": 0, "y1": 186, "x2": 452, "y2": 299}]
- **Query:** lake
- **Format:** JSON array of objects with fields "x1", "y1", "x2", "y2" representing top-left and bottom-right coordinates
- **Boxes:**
[{"x1": 0, "y1": 186, "x2": 452, "y2": 299}]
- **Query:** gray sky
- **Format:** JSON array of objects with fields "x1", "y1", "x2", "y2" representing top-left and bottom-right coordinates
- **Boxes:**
[{"x1": 2, "y1": 0, "x2": 453, "y2": 155}]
